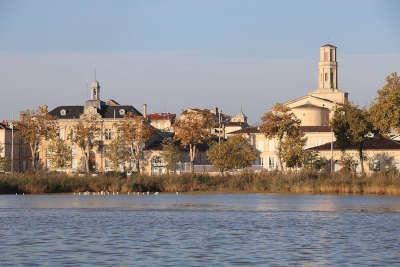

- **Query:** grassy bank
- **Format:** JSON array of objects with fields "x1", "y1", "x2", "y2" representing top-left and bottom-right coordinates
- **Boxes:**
[{"x1": 1, "y1": 171, "x2": 400, "y2": 195}]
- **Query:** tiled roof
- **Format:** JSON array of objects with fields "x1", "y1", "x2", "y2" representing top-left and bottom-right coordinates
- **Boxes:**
[
  {"x1": 308, "y1": 137, "x2": 400, "y2": 151},
  {"x1": 147, "y1": 113, "x2": 176, "y2": 120}
]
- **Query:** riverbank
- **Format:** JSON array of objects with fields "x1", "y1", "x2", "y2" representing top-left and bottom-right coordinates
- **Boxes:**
[{"x1": 1, "y1": 171, "x2": 400, "y2": 195}]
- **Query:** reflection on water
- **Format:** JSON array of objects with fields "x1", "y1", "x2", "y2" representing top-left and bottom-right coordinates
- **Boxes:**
[{"x1": 1, "y1": 194, "x2": 400, "y2": 266}]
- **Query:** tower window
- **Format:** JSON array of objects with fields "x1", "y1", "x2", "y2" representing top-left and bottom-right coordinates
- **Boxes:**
[{"x1": 324, "y1": 73, "x2": 328, "y2": 81}]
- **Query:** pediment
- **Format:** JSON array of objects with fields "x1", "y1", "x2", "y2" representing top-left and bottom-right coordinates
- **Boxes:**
[{"x1": 286, "y1": 95, "x2": 335, "y2": 110}]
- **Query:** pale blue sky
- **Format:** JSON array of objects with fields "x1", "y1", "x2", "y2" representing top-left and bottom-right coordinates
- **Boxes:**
[{"x1": 0, "y1": 0, "x2": 399, "y2": 123}]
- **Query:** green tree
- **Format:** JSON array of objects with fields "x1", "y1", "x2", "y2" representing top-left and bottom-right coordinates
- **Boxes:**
[
  {"x1": 302, "y1": 151, "x2": 327, "y2": 171},
  {"x1": 280, "y1": 134, "x2": 306, "y2": 169},
  {"x1": 259, "y1": 103, "x2": 302, "y2": 170},
  {"x1": 207, "y1": 136, "x2": 257, "y2": 173},
  {"x1": 369, "y1": 72, "x2": 400, "y2": 135},
  {"x1": 161, "y1": 138, "x2": 182, "y2": 173},
  {"x1": 331, "y1": 103, "x2": 373, "y2": 174}
]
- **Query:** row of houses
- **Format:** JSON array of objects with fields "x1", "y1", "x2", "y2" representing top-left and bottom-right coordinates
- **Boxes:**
[{"x1": 1, "y1": 44, "x2": 400, "y2": 175}]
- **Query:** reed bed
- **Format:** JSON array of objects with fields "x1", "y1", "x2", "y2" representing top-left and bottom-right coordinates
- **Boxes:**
[{"x1": 1, "y1": 170, "x2": 400, "y2": 195}]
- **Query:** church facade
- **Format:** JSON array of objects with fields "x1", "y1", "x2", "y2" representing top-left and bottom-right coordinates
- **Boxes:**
[{"x1": 231, "y1": 44, "x2": 349, "y2": 170}]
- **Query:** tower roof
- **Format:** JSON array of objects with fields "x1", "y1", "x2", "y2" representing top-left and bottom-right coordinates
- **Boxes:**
[{"x1": 321, "y1": 43, "x2": 337, "y2": 48}]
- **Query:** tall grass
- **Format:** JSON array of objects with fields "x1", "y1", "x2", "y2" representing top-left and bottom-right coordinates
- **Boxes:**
[{"x1": 1, "y1": 170, "x2": 400, "y2": 195}]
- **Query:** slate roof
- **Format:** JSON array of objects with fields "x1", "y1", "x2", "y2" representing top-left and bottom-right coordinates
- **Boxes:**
[
  {"x1": 308, "y1": 137, "x2": 400, "y2": 151},
  {"x1": 49, "y1": 104, "x2": 142, "y2": 119}
]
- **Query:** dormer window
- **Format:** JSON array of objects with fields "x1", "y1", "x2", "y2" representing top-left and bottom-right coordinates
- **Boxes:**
[
  {"x1": 60, "y1": 109, "x2": 67, "y2": 116},
  {"x1": 119, "y1": 109, "x2": 126, "y2": 116}
]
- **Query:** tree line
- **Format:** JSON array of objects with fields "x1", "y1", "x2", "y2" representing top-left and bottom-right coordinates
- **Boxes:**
[{"x1": 2, "y1": 72, "x2": 400, "y2": 175}]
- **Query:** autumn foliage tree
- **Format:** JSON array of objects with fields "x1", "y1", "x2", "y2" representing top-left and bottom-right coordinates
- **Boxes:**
[
  {"x1": 17, "y1": 105, "x2": 57, "y2": 170},
  {"x1": 161, "y1": 138, "x2": 182, "y2": 174},
  {"x1": 69, "y1": 113, "x2": 101, "y2": 173},
  {"x1": 47, "y1": 136, "x2": 72, "y2": 169},
  {"x1": 104, "y1": 136, "x2": 129, "y2": 172},
  {"x1": 259, "y1": 103, "x2": 302, "y2": 170},
  {"x1": 116, "y1": 113, "x2": 154, "y2": 174},
  {"x1": 207, "y1": 135, "x2": 257, "y2": 174},
  {"x1": 331, "y1": 103, "x2": 373, "y2": 174},
  {"x1": 174, "y1": 110, "x2": 215, "y2": 172}
]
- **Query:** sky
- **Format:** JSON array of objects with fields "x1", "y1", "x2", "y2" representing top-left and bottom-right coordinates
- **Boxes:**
[{"x1": 0, "y1": 0, "x2": 399, "y2": 123}]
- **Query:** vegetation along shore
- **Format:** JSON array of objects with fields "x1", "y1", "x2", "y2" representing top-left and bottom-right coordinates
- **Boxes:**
[{"x1": 1, "y1": 171, "x2": 400, "y2": 195}]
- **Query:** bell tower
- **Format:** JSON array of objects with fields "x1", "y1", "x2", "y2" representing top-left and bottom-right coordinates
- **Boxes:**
[
  {"x1": 90, "y1": 80, "x2": 100, "y2": 100},
  {"x1": 317, "y1": 44, "x2": 337, "y2": 91}
]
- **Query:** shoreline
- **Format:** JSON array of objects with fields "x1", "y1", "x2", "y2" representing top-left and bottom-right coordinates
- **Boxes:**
[{"x1": 1, "y1": 171, "x2": 400, "y2": 196}]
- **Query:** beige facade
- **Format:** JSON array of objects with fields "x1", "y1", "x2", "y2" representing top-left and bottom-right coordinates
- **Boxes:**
[{"x1": 0, "y1": 122, "x2": 28, "y2": 172}]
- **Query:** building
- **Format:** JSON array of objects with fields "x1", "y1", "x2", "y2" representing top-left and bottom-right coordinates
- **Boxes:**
[
  {"x1": 0, "y1": 121, "x2": 28, "y2": 172},
  {"x1": 146, "y1": 112, "x2": 176, "y2": 132},
  {"x1": 230, "y1": 44, "x2": 400, "y2": 173},
  {"x1": 308, "y1": 136, "x2": 400, "y2": 173},
  {"x1": 46, "y1": 79, "x2": 152, "y2": 173}
]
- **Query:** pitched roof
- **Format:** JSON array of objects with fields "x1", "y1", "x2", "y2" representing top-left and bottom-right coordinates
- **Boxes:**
[
  {"x1": 147, "y1": 113, "x2": 176, "y2": 120},
  {"x1": 49, "y1": 104, "x2": 142, "y2": 119},
  {"x1": 301, "y1": 126, "x2": 331, "y2": 132},
  {"x1": 0, "y1": 122, "x2": 10, "y2": 130},
  {"x1": 229, "y1": 125, "x2": 331, "y2": 135},
  {"x1": 229, "y1": 127, "x2": 260, "y2": 134},
  {"x1": 321, "y1": 43, "x2": 337, "y2": 48},
  {"x1": 308, "y1": 137, "x2": 400, "y2": 151}
]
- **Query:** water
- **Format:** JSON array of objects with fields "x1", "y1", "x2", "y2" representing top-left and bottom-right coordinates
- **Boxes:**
[{"x1": 1, "y1": 194, "x2": 400, "y2": 266}]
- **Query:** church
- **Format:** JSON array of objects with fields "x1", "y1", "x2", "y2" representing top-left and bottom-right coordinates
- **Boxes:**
[{"x1": 231, "y1": 44, "x2": 400, "y2": 173}]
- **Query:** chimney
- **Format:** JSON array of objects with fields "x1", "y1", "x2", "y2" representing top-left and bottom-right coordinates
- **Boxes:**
[{"x1": 143, "y1": 104, "x2": 147, "y2": 118}]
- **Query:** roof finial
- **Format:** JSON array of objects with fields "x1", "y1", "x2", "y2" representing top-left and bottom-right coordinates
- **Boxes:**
[{"x1": 94, "y1": 68, "x2": 97, "y2": 81}]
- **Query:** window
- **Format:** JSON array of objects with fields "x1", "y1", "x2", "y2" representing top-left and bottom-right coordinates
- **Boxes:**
[
  {"x1": 104, "y1": 129, "x2": 112, "y2": 140},
  {"x1": 324, "y1": 73, "x2": 328, "y2": 82},
  {"x1": 269, "y1": 157, "x2": 275, "y2": 169},
  {"x1": 330, "y1": 49, "x2": 334, "y2": 61}
]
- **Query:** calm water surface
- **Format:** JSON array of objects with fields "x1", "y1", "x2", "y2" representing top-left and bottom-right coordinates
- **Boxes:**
[{"x1": 1, "y1": 193, "x2": 400, "y2": 266}]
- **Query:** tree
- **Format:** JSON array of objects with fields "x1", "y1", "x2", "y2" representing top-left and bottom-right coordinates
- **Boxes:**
[
  {"x1": 207, "y1": 136, "x2": 257, "y2": 174},
  {"x1": 280, "y1": 134, "x2": 306, "y2": 169},
  {"x1": 104, "y1": 136, "x2": 129, "y2": 172},
  {"x1": 369, "y1": 72, "x2": 400, "y2": 135},
  {"x1": 174, "y1": 111, "x2": 215, "y2": 172},
  {"x1": 47, "y1": 137, "x2": 72, "y2": 169},
  {"x1": 0, "y1": 144, "x2": 10, "y2": 172},
  {"x1": 116, "y1": 113, "x2": 154, "y2": 174},
  {"x1": 69, "y1": 113, "x2": 101, "y2": 173},
  {"x1": 161, "y1": 138, "x2": 182, "y2": 173},
  {"x1": 259, "y1": 103, "x2": 302, "y2": 170},
  {"x1": 17, "y1": 105, "x2": 57, "y2": 170},
  {"x1": 331, "y1": 103, "x2": 373, "y2": 174},
  {"x1": 302, "y1": 151, "x2": 328, "y2": 171}
]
